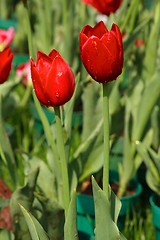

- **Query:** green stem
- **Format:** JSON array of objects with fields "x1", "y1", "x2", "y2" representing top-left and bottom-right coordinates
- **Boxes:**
[
  {"x1": 120, "y1": 0, "x2": 139, "y2": 33},
  {"x1": 54, "y1": 106, "x2": 70, "y2": 218},
  {"x1": 102, "y1": 84, "x2": 110, "y2": 199},
  {"x1": 23, "y1": 2, "x2": 35, "y2": 59},
  {"x1": 20, "y1": 85, "x2": 32, "y2": 108},
  {"x1": 61, "y1": 0, "x2": 72, "y2": 63}
]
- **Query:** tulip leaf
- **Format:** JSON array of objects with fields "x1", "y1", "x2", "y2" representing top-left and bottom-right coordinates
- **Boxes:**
[
  {"x1": 64, "y1": 73, "x2": 80, "y2": 138},
  {"x1": 69, "y1": 119, "x2": 104, "y2": 183},
  {"x1": 64, "y1": 191, "x2": 79, "y2": 240},
  {"x1": 133, "y1": 72, "x2": 160, "y2": 140},
  {"x1": 81, "y1": 79, "x2": 102, "y2": 141},
  {"x1": 109, "y1": 186, "x2": 122, "y2": 225},
  {"x1": 151, "y1": 106, "x2": 160, "y2": 150},
  {"x1": 32, "y1": 92, "x2": 60, "y2": 179},
  {"x1": 21, "y1": 153, "x2": 57, "y2": 200},
  {"x1": 136, "y1": 141, "x2": 160, "y2": 194},
  {"x1": 143, "y1": 1, "x2": 160, "y2": 79},
  {"x1": 0, "y1": 230, "x2": 14, "y2": 240},
  {"x1": 20, "y1": 204, "x2": 49, "y2": 240},
  {"x1": 10, "y1": 168, "x2": 39, "y2": 240},
  {"x1": 0, "y1": 76, "x2": 21, "y2": 97},
  {"x1": 92, "y1": 177, "x2": 124, "y2": 240},
  {"x1": 0, "y1": 95, "x2": 17, "y2": 189}
]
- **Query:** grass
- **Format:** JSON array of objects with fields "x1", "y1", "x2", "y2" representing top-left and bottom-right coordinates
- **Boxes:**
[{"x1": 122, "y1": 205, "x2": 156, "y2": 240}]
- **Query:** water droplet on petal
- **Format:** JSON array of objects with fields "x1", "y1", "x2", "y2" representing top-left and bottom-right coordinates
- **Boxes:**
[
  {"x1": 58, "y1": 72, "x2": 63, "y2": 77},
  {"x1": 55, "y1": 92, "x2": 60, "y2": 99}
]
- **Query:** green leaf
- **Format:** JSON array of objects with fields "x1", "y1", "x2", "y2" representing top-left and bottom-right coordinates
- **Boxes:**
[
  {"x1": 0, "y1": 95, "x2": 17, "y2": 189},
  {"x1": 92, "y1": 177, "x2": 121, "y2": 240},
  {"x1": 32, "y1": 92, "x2": 60, "y2": 181},
  {"x1": 109, "y1": 187, "x2": 122, "y2": 225},
  {"x1": 0, "y1": 229, "x2": 14, "y2": 240},
  {"x1": 0, "y1": 76, "x2": 21, "y2": 97},
  {"x1": 134, "y1": 72, "x2": 160, "y2": 140},
  {"x1": 81, "y1": 80, "x2": 102, "y2": 141},
  {"x1": 64, "y1": 73, "x2": 80, "y2": 138},
  {"x1": 136, "y1": 141, "x2": 160, "y2": 185},
  {"x1": 10, "y1": 168, "x2": 39, "y2": 240},
  {"x1": 64, "y1": 191, "x2": 79, "y2": 240},
  {"x1": 143, "y1": 1, "x2": 160, "y2": 79},
  {"x1": 20, "y1": 205, "x2": 49, "y2": 240}
]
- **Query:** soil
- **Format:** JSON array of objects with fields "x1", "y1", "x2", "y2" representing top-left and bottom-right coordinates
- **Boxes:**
[{"x1": 80, "y1": 178, "x2": 136, "y2": 197}]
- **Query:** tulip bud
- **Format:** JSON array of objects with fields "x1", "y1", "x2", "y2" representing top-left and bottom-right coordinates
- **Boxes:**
[
  {"x1": 30, "y1": 49, "x2": 75, "y2": 107},
  {"x1": 80, "y1": 21, "x2": 123, "y2": 83}
]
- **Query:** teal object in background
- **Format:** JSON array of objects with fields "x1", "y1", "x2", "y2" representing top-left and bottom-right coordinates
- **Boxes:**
[
  {"x1": 13, "y1": 54, "x2": 29, "y2": 68},
  {"x1": 150, "y1": 195, "x2": 160, "y2": 240},
  {"x1": 77, "y1": 194, "x2": 95, "y2": 239},
  {"x1": 0, "y1": 18, "x2": 17, "y2": 30}
]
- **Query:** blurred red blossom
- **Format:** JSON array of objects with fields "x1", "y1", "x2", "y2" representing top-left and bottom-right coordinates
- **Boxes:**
[
  {"x1": 16, "y1": 61, "x2": 32, "y2": 86},
  {"x1": 135, "y1": 38, "x2": 145, "y2": 48},
  {"x1": 82, "y1": 0, "x2": 123, "y2": 16},
  {"x1": 0, "y1": 179, "x2": 13, "y2": 231},
  {"x1": 0, "y1": 27, "x2": 15, "y2": 51}
]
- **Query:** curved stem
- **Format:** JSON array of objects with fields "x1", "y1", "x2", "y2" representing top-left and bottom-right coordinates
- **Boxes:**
[
  {"x1": 54, "y1": 106, "x2": 70, "y2": 218},
  {"x1": 102, "y1": 83, "x2": 110, "y2": 199}
]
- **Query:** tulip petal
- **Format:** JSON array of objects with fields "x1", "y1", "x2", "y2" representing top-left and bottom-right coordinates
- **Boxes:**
[
  {"x1": 111, "y1": 24, "x2": 123, "y2": 71},
  {"x1": 30, "y1": 59, "x2": 49, "y2": 106},
  {"x1": 82, "y1": 0, "x2": 108, "y2": 15},
  {"x1": 48, "y1": 49, "x2": 60, "y2": 60},
  {"x1": 81, "y1": 21, "x2": 108, "y2": 39},
  {"x1": 0, "y1": 48, "x2": 13, "y2": 84},
  {"x1": 36, "y1": 53, "x2": 52, "y2": 84},
  {"x1": 81, "y1": 36, "x2": 117, "y2": 83},
  {"x1": 46, "y1": 56, "x2": 75, "y2": 106},
  {"x1": 80, "y1": 33, "x2": 89, "y2": 52}
]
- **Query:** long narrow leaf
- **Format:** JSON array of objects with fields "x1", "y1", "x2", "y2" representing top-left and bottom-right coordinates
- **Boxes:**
[
  {"x1": 0, "y1": 95, "x2": 17, "y2": 188},
  {"x1": 92, "y1": 177, "x2": 121, "y2": 240},
  {"x1": 64, "y1": 191, "x2": 79, "y2": 240},
  {"x1": 20, "y1": 205, "x2": 49, "y2": 240},
  {"x1": 32, "y1": 92, "x2": 60, "y2": 176}
]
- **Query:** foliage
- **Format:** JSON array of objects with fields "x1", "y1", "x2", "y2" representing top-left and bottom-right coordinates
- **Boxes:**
[{"x1": 0, "y1": 0, "x2": 160, "y2": 239}]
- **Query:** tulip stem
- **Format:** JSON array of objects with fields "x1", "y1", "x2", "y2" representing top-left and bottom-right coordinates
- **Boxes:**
[
  {"x1": 23, "y1": 1, "x2": 35, "y2": 59},
  {"x1": 54, "y1": 106, "x2": 70, "y2": 218},
  {"x1": 20, "y1": 85, "x2": 32, "y2": 108},
  {"x1": 102, "y1": 83, "x2": 110, "y2": 199}
]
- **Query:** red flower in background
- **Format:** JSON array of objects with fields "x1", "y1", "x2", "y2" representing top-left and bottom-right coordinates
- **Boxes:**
[
  {"x1": 80, "y1": 21, "x2": 123, "y2": 83},
  {"x1": 30, "y1": 49, "x2": 75, "y2": 107},
  {"x1": 0, "y1": 28, "x2": 15, "y2": 51},
  {"x1": 0, "y1": 47, "x2": 13, "y2": 84},
  {"x1": 0, "y1": 179, "x2": 13, "y2": 231},
  {"x1": 82, "y1": 0, "x2": 123, "y2": 16},
  {"x1": 135, "y1": 38, "x2": 145, "y2": 48},
  {"x1": 16, "y1": 61, "x2": 32, "y2": 86}
]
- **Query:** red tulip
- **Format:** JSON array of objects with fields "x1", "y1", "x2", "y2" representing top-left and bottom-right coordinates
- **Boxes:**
[
  {"x1": 16, "y1": 61, "x2": 32, "y2": 86},
  {"x1": 82, "y1": 0, "x2": 123, "y2": 16},
  {"x1": 0, "y1": 47, "x2": 13, "y2": 84},
  {"x1": 80, "y1": 21, "x2": 123, "y2": 83},
  {"x1": 30, "y1": 49, "x2": 75, "y2": 107},
  {"x1": 0, "y1": 28, "x2": 15, "y2": 51}
]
